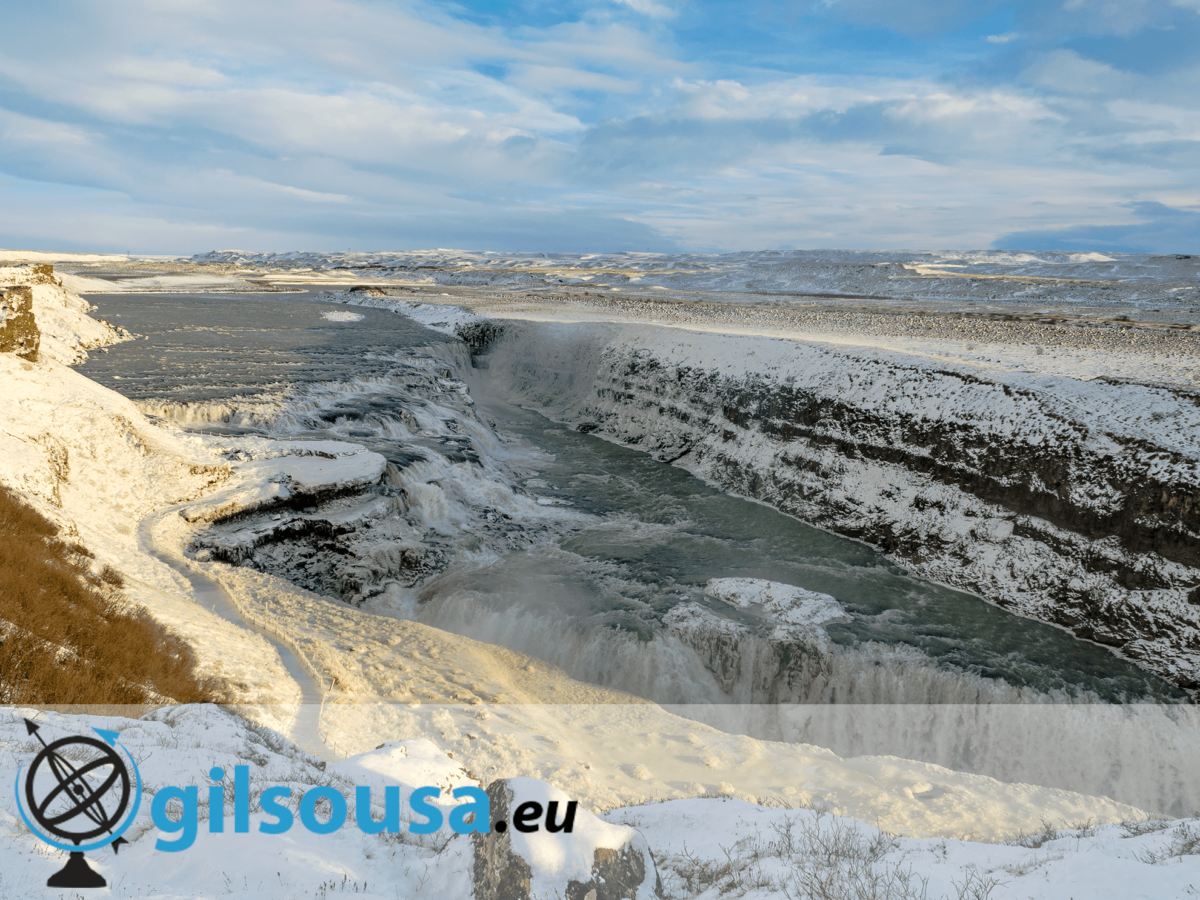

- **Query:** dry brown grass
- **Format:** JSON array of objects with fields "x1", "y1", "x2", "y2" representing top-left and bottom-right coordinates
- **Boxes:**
[{"x1": 0, "y1": 486, "x2": 218, "y2": 705}]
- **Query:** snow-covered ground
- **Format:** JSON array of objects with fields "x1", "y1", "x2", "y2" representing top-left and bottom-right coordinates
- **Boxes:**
[
  {"x1": 18, "y1": 247, "x2": 1198, "y2": 317},
  {"x1": 4, "y1": 261, "x2": 1200, "y2": 896},
  {"x1": 1, "y1": 706, "x2": 1197, "y2": 900}
]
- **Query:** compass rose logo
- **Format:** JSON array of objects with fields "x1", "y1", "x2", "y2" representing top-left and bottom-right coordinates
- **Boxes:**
[{"x1": 14, "y1": 718, "x2": 142, "y2": 888}]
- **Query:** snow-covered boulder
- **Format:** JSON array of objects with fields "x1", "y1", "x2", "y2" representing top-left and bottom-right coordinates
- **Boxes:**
[
  {"x1": 472, "y1": 777, "x2": 662, "y2": 900},
  {"x1": 659, "y1": 580, "x2": 847, "y2": 704},
  {"x1": 704, "y1": 577, "x2": 847, "y2": 628}
]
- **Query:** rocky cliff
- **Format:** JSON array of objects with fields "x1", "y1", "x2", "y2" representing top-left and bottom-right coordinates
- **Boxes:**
[
  {"x1": 480, "y1": 322, "x2": 1200, "y2": 693},
  {"x1": 0, "y1": 264, "x2": 130, "y2": 363}
]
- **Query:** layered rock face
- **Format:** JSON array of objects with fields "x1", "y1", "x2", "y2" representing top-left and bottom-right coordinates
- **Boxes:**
[{"x1": 481, "y1": 323, "x2": 1200, "y2": 692}]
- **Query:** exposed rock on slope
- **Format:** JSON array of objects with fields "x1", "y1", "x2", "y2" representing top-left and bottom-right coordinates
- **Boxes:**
[
  {"x1": 0, "y1": 264, "x2": 130, "y2": 363},
  {"x1": 481, "y1": 322, "x2": 1200, "y2": 692},
  {"x1": 0, "y1": 286, "x2": 39, "y2": 360},
  {"x1": 472, "y1": 777, "x2": 662, "y2": 900}
]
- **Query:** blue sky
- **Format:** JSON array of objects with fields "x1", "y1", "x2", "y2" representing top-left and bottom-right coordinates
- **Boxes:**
[{"x1": 0, "y1": 0, "x2": 1197, "y2": 254}]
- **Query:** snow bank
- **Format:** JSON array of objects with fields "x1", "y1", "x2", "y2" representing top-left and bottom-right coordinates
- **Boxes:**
[
  {"x1": 0, "y1": 705, "x2": 473, "y2": 900},
  {"x1": 615, "y1": 797, "x2": 1200, "y2": 900},
  {"x1": 331, "y1": 738, "x2": 476, "y2": 802},
  {"x1": 0, "y1": 706, "x2": 1189, "y2": 899}
]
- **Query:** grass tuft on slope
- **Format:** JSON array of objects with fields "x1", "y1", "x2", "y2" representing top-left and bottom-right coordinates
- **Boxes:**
[{"x1": 0, "y1": 486, "x2": 217, "y2": 706}]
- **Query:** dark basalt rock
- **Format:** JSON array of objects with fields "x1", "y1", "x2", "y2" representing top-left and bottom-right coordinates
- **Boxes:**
[
  {"x1": 458, "y1": 321, "x2": 507, "y2": 359},
  {"x1": 472, "y1": 781, "x2": 533, "y2": 900}
]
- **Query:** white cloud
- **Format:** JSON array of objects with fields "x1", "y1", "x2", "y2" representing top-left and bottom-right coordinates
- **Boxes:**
[
  {"x1": 0, "y1": 0, "x2": 1195, "y2": 252},
  {"x1": 1108, "y1": 99, "x2": 1200, "y2": 140},
  {"x1": 613, "y1": 0, "x2": 677, "y2": 19},
  {"x1": 985, "y1": 32, "x2": 1021, "y2": 43},
  {"x1": 0, "y1": 108, "x2": 95, "y2": 150},
  {"x1": 105, "y1": 57, "x2": 227, "y2": 87},
  {"x1": 1020, "y1": 49, "x2": 1127, "y2": 95},
  {"x1": 1057, "y1": 0, "x2": 1167, "y2": 35}
]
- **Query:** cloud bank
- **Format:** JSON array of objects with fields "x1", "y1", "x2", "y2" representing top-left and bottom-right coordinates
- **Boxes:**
[{"x1": 0, "y1": 0, "x2": 1196, "y2": 253}]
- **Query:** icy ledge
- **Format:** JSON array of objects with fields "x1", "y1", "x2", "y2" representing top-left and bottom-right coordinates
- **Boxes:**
[{"x1": 180, "y1": 438, "x2": 387, "y2": 525}]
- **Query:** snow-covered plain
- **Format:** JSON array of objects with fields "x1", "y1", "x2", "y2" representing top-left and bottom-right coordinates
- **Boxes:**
[
  {"x1": 186, "y1": 248, "x2": 1200, "y2": 310},
  {"x1": 4, "y1": 262, "x2": 1200, "y2": 897}
]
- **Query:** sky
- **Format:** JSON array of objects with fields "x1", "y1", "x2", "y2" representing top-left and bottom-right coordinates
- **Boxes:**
[{"x1": 0, "y1": 0, "x2": 1198, "y2": 255}]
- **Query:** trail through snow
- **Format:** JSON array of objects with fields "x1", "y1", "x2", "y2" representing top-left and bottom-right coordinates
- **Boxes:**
[{"x1": 137, "y1": 510, "x2": 337, "y2": 760}]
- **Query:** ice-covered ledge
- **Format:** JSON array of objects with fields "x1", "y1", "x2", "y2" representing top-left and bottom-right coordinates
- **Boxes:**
[{"x1": 179, "y1": 438, "x2": 388, "y2": 524}]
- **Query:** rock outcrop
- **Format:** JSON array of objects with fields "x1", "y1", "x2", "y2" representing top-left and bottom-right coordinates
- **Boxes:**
[
  {"x1": 473, "y1": 778, "x2": 662, "y2": 900},
  {"x1": 0, "y1": 285, "x2": 40, "y2": 360},
  {"x1": 0, "y1": 264, "x2": 130, "y2": 364}
]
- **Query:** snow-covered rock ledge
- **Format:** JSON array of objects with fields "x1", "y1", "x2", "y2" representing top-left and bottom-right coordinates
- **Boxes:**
[
  {"x1": 478, "y1": 321, "x2": 1200, "y2": 692},
  {"x1": 0, "y1": 264, "x2": 131, "y2": 363},
  {"x1": 179, "y1": 438, "x2": 387, "y2": 525}
]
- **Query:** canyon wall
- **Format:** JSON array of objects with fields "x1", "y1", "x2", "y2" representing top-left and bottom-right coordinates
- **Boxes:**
[{"x1": 478, "y1": 321, "x2": 1200, "y2": 693}]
